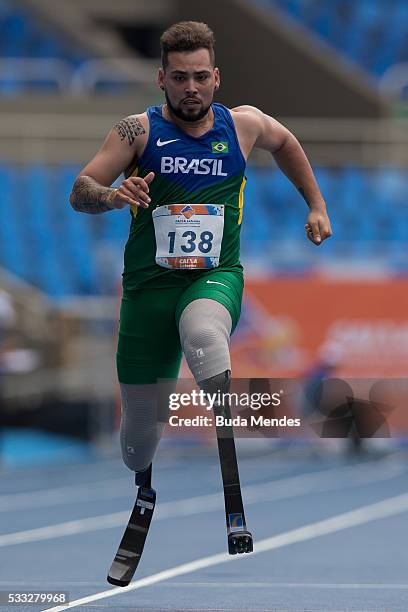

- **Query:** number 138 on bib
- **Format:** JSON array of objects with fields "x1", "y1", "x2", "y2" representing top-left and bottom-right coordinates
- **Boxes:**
[{"x1": 153, "y1": 204, "x2": 224, "y2": 270}]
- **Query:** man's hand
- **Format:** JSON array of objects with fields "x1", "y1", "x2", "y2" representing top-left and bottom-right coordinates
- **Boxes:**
[
  {"x1": 305, "y1": 208, "x2": 332, "y2": 245},
  {"x1": 112, "y1": 172, "x2": 155, "y2": 209}
]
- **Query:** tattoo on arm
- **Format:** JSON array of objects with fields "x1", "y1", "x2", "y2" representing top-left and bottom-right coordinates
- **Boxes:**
[
  {"x1": 298, "y1": 187, "x2": 310, "y2": 208},
  {"x1": 70, "y1": 176, "x2": 115, "y2": 214},
  {"x1": 114, "y1": 117, "x2": 145, "y2": 146}
]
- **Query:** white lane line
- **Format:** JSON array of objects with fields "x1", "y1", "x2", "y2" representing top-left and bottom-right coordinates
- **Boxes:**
[
  {"x1": 0, "y1": 458, "x2": 125, "y2": 481},
  {"x1": 0, "y1": 455, "x2": 293, "y2": 512},
  {"x1": 0, "y1": 459, "x2": 405, "y2": 547},
  {"x1": 0, "y1": 458, "x2": 183, "y2": 497},
  {"x1": 41, "y1": 490, "x2": 408, "y2": 611},
  {"x1": 0, "y1": 478, "x2": 133, "y2": 512},
  {"x1": 0, "y1": 582, "x2": 107, "y2": 587},
  {"x1": 5, "y1": 580, "x2": 408, "y2": 590},
  {"x1": 160, "y1": 581, "x2": 408, "y2": 590}
]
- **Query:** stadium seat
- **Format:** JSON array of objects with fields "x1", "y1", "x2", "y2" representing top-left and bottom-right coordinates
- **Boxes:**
[
  {"x1": 0, "y1": 0, "x2": 87, "y2": 93},
  {"x1": 267, "y1": 0, "x2": 408, "y2": 78}
]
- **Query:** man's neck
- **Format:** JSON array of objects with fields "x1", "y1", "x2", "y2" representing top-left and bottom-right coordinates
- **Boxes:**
[{"x1": 163, "y1": 104, "x2": 214, "y2": 137}]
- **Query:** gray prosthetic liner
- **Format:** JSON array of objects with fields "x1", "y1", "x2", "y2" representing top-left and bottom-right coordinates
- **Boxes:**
[
  {"x1": 178, "y1": 298, "x2": 232, "y2": 383},
  {"x1": 120, "y1": 383, "x2": 172, "y2": 473}
]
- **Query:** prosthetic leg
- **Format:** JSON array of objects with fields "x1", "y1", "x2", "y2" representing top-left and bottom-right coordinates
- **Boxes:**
[
  {"x1": 200, "y1": 371, "x2": 253, "y2": 555},
  {"x1": 107, "y1": 464, "x2": 156, "y2": 586}
]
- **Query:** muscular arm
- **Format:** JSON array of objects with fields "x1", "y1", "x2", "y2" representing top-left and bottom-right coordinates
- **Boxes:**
[
  {"x1": 233, "y1": 105, "x2": 332, "y2": 243},
  {"x1": 234, "y1": 105, "x2": 325, "y2": 210},
  {"x1": 70, "y1": 116, "x2": 147, "y2": 214},
  {"x1": 263, "y1": 124, "x2": 325, "y2": 212}
]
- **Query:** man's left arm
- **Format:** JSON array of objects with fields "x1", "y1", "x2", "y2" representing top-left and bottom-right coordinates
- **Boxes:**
[{"x1": 236, "y1": 106, "x2": 332, "y2": 245}]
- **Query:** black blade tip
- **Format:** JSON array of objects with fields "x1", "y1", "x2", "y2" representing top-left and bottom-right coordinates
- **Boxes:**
[
  {"x1": 228, "y1": 530, "x2": 253, "y2": 554},
  {"x1": 107, "y1": 574, "x2": 131, "y2": 587}
]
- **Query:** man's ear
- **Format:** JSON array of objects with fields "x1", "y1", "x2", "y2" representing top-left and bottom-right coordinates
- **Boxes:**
[
  {"x1": 157, "y1": 67, "x2": 165, "y2": 90},
  {"x1": 214, "y1": 67, "x2": 221, "y2": 90}
]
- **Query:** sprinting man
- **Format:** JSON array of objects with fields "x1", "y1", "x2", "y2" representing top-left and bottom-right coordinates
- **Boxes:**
[{"x1": 70, "y1": 20, "x2": 332, "y2": 581}]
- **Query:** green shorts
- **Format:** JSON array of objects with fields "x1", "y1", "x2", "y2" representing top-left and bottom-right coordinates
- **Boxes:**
[{"x1": 117, "y1": 268, "x2": 243, "y2": 384}]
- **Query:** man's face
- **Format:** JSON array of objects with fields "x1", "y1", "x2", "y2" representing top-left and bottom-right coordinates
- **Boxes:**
[{"x1": 158, "y1": 48, "x2": 220, "y2": 122}]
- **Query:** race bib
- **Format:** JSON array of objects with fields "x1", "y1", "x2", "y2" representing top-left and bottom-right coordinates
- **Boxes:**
[{"x1": 152, "y1": 203, "x2": 225, "y2": 270}]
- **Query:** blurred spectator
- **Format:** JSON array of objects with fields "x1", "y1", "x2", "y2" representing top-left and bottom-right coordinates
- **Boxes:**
[
  {"x1": 0, "y1": 288, "x2": 17, "y2": 371},
  {"x1": 300, "y1": 343, "x2": 365, "y2": 455},
  {"x1": 0, "y1": 289, "x2": 16, "y2": 459}
]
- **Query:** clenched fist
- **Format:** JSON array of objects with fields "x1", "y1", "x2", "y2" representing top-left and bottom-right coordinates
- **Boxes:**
[
  {"x1": 111, "y1": 172, "x2": 155, "y2": 209},
  {"x1": 305, "y1": 209, "x2": 333, "y2": 245}
]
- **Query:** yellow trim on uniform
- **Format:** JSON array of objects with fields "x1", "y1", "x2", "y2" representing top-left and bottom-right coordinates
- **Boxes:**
[
  {"x1": 238, "y1": 176, "x2": 246, "y2": 225},
  {"x1": 130, "y1": 166, "x2": 139, "y2": 218}
]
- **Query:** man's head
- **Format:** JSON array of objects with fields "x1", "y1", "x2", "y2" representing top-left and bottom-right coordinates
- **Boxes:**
[{"x1": 158, "y1": 21, "x2": 220, "y2": 122}]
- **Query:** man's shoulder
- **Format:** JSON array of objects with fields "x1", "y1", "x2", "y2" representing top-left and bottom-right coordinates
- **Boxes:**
[
  {"x1": 228, "y1": 105, "x2": 265, "y2": 144},
  {"x1": 229, "y1": 105, "x2": 265, "y2": 131},
  {"x1": 116, "y1": 112, "x2": 149, "y2": 131},
  {"x1": 230, "y1": 105, "x2": 264, "y2": 120},
  {"x1": 113, "y1": 112, "x2": 150, "y2": 154}
]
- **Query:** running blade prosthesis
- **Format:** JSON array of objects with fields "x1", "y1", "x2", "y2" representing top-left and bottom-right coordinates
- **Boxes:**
[
  {"x1": 200, "y1": 371, "x2": 253, "y2": 557},
  {"x1": 222, "y1": 463, "x2": 253, "y2": 556},
  {"x1": 107, "y1": 466, "x2": 156, "y2": 587},
  {"x1": 214, "y1": 406, "x2": 253, "y2": 556}
]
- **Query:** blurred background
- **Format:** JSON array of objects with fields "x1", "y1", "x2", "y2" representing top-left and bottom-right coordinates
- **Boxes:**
[{"x1": 1, "y1": 0, "x2": 408, "y2": 469}]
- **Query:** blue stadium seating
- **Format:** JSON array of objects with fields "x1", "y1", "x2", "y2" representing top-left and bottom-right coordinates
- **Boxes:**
[
  {"x1": 1, "y1": 163, "x2": 407, "y2": 297},
  {"x1": 0, "y1": 0, "x2": 83, "y2": 63},
  {"x1": 0, "y1": 164, "x2": 131, "y2": 297},
  {"x1": 2, "y1": 0, "x2": 406, "y2": 93},
  {"x1": 267, "y1": 0, "x2": 408, "y2": 78},
  {"x1": 0, "y1": 0, "x2": 87, "y2": 94}
]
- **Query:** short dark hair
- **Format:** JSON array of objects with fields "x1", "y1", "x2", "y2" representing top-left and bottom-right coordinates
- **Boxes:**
[{"x1": 160, "y1": 21, "x2": 215, "y2": 70}]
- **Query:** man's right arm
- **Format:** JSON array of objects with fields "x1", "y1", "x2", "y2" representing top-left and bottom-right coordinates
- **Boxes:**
[
  {"x1": 69, "y1": 115, "x2": 151, "y2": 214},
  {"x1": 69, "y1": 176, "x2": 118, "y2": 214}
]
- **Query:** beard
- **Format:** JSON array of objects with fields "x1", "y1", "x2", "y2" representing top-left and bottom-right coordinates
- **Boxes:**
[{"x1": 164, "y1": 89, "x2": 212, "y2": 123}]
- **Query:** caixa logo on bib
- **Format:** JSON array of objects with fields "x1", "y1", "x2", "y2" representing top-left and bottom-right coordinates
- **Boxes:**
[{"x1": 161, "y1": 156, "x2": 228, "y2": 176}]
